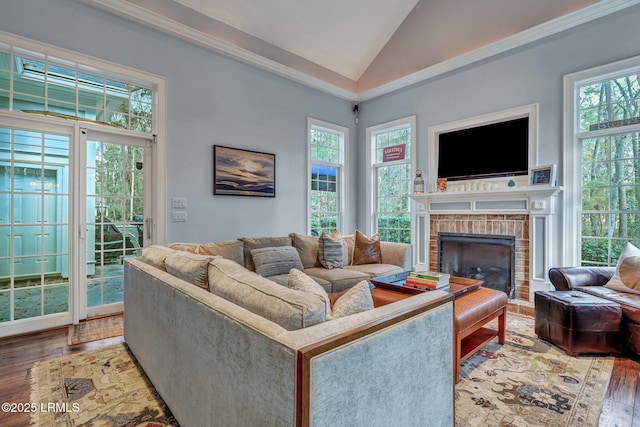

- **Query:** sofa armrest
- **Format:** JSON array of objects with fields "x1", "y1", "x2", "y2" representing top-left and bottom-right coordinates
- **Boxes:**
[
  {"x1": 296, "y1": 292, "x2": 454, "y2": 427},
  {"x1": 380, "y1": 241, "x2": 412, "y2": 271},
  {"x1": 548, "y1": 266, "x2": 615, "y2": 290}
]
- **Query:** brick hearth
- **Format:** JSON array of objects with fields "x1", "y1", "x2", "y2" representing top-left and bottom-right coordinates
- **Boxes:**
[{"x1": 429, "y1": 213, "x2": 534, "y2": 316}]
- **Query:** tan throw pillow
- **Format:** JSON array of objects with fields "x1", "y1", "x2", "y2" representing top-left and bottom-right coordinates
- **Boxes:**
[
  {"x1": 141, "y1": 245, "x2": 179, "y2": 271},
  {"x1": 166, "y1": 242, "x2": 199, "y2": 253},
  {"x1": 165, "y1": 252, "x2": 220, "y2": 289},
  {"x1": 198, "y1": 240, "x2": 245, "y2": 265},
  {"x1": 331, "y1": 280, "x2": 374, "y2": 319},
  {"x1": 605, "y1": 242, "x2": 640, "y2": 295},
  {"x1": 318, "y1": 231, "x2": 344, "y2": 269},
  {"x1": 352, "y1": 230, "x2": 381, "y2": 265},
  {"x1": 290, "y1": 233, "x2": 320, "y2": 268},
  {"x1": 288, "y1": 268, "x2": 332, "y2": 319},
  {"x1": 250, "y1": 246, "x2": 304, "y2": 277}
]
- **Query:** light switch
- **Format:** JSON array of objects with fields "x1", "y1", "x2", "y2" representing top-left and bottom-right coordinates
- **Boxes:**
[
  {"x1": 172, "y1": 197, "x2": 187, "y2": 208},
  {"x1": 172, "y1": 211, "x2": 188, "y2": 222}
]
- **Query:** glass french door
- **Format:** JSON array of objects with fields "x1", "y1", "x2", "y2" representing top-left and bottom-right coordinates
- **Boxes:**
[
  {"x1": 82, "y1": 129, "x2": 151, "y2": 318},
  {"x1": 0, "y1": 120, "x2": 72, "y2": 335},
  {"x1": 0, "y1": 119, "x2": 152, "y2": 336}
]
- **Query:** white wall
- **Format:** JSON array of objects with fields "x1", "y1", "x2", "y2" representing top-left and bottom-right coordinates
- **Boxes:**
[
  {"x1": 3, "y1": 1, "x2": 640, "y2": 252},
  {"x1": 0, "y1": 0, "x2": 357, "y2": 242},
  {"x1": 356, "y1": 5, "x2": 640, "y2": 264}
]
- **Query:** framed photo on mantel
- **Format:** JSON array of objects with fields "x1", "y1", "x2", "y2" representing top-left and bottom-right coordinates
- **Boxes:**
[
  {"x1": 530, "y1": 164, "x2": 557, "y2": 186},
  {"x1": 213, "y1": 145, "x2": 276, "y2": 197}
]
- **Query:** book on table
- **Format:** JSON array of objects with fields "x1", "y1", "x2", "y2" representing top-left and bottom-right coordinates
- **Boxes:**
[{"x1": 404, "y1": 271, "x2": 450, "y2": 290}]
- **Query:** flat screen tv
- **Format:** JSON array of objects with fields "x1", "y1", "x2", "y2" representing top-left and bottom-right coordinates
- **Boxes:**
[{"x1": 437, "y1": 117, "x2": 529, "y2": 181}]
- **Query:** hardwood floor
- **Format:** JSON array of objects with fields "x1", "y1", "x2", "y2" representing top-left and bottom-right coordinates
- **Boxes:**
[
  {"x1": 0, "y1": 326, "x2": 124, "y2": 427},
  {"x1": 0, "y1": 319, "x2": 638, "y2": 427}
]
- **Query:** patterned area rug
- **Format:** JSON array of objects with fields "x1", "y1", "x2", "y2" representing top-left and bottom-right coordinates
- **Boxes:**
[
  {"x1": 456, "y1": 314, "x2": 613, "y2": 427},
  {"x1": 30, "y1": 343, "x2": 177, "y2": 426},
  {"x1": 67, "y1": 315, "x2": 124, "y2": 345}
]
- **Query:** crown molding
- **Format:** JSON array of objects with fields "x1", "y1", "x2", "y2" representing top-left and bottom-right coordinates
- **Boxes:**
[{"x1": 84, "y1": 0, "x2": 640, "y2": 102}]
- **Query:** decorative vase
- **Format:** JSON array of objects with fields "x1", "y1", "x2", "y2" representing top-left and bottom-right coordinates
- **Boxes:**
[{"x1": 414, "y1": 170, "x2": 425, "y2": 193}]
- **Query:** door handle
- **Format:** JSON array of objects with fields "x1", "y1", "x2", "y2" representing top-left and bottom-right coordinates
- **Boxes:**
[{"x1": 145, "y1": 218, "x2": 152, "y2": 239}]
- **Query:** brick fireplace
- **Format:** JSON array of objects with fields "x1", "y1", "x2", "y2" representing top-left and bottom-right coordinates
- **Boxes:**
[
  {"x1": 410, "y1": 185, "x2": 562, "y2": 311},
  {"x1": 429, "y1": 214, "x2": 529, "y2": 300}
]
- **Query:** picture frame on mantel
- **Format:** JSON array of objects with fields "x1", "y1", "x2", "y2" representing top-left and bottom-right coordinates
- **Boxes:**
[
  {"x1": 213, "y1": 145, "x2": 276, "y2": 197},
  {"x1": 530, "y1": 164, "x2": 557, "y2": 186}
]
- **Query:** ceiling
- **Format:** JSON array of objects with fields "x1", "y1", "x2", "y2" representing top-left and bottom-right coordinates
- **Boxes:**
[{"x1": 85, "y1": 0, "x2": 636, "y2": 100}]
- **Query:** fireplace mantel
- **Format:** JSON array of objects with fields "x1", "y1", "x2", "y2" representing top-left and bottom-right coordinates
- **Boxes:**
[
  {"x1": 409, "y1": 185, "x2": 563, "y2": 302},
  {"x1": 409, "y1": 186, "x2": 562, "y2": 215}
]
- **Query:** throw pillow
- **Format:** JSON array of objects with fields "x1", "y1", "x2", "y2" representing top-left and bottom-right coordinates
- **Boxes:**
[
  {"x1": 331, "y1": 280, "x2": 374, "y2": 319},
  {"x1": 351, "y1": 230, "x2": 382, "y2": 265},
  {"x1": 318, "y1": 231, "x2": 344, "y2": 269},
  {"x1": 605, "y1": 242, "x2": 640, "y2": 295},
  {"x1": 290, "y1": 233, "x2": 321, "y2": 268},
  {"x1": 141, "y1": 245, "x2": 178, "y2": 271},
  {"x1": 288, "y1": 268, "x2": 332, "y2": 319},
  {"x1": 165, "y1": 251, "x2": 220, "y2": 289},
  {"x1": 197, "y1": 240, "x2": 245, "y2": 265},
  {"x1": 250, "y1": 246, "x2": 304, "y2": 277}
]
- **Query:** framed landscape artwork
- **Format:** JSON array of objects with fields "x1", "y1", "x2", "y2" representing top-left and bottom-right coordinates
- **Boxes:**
[{"x1": 213, "y1": 145, "x2": 276, "y2": 197}]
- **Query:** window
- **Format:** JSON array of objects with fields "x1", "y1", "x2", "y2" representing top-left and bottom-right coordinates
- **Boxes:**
[
  {"x1": 0, "y1": 32, "x2": 165, "y2": 336},
  {"x1": 0, "y1": 51, "x2": 154, "y2": 132},
  {"x1": 565, "y1": 56, "x2": 640, "y2": 266},
  {"x1": 308, "y1": 118, "x2": 347, "y2": 236},
  {"x1": 366, "y1": 116, "x2": 416, "y2": 243}
]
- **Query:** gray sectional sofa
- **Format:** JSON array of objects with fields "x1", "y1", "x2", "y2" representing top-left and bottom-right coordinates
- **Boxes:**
[{"x1": 123, "y1": 233, "x2": 455, "y2": 426}]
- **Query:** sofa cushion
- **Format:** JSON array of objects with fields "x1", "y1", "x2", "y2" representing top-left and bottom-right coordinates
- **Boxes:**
[
  {"x1": 290, "y1": 233, "x2": 320, "y2": 268},
  {"x1": 165, "y1": 251, "x2": 220, "y2": 289},
  {"x1": 269, "y1": 273, "x2": 332, "y2": 292},
  {"x1": 605, "y1": 242, "x2": 640, "y2": 295},
  {"x1": 241, "y1": 236, "x2": 292, "y2": 271},
  {"x1": 331, "y1": 280, "x2": 374, "y2": 318},
  {"x1": 352, "y1": 230, "x2": 382, "y2": 265},
  {"x1": 287, "y1": 268, "x2": 331, "y2": 319},
  {"x1": 208, "y1": 258, "x2": 326, "y2": 330},
  {"x1": 198, "y1": 240, "x2": 245, "y2": 265},
  {"x1": 250, "y1": 246, "x2": 304, "y2": 277},
  {"x1": 141, "y1": 245, "x2": 179, "y2": 271},
  {"x1": 345, "y1": 264, "x2": 405, "y2": 278},
  {"x1": 318, "y1": 231, "x2": 344, "y2": 269},
  {"x1": 303, "y1": 267, "x2": 370, "y2": 293}
]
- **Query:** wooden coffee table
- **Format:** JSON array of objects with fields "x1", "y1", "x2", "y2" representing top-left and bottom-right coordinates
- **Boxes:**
[{"x1": 370, "y1": 272, "x2": 507, "y2": 384}]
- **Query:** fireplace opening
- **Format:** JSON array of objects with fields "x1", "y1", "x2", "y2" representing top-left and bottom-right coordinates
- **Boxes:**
[{"x1": 438, "y1": 232, "x2": 515, "y2": 298}]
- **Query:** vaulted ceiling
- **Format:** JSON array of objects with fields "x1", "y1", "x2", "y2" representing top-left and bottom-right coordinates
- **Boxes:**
[{"x1": 85, "y1": 0, "x2": 636, "y2": 100}]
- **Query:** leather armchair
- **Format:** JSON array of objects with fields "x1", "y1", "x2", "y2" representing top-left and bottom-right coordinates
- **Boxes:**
[{"x1": 548, "y1": 266, "x2": 615, "y2": 290}]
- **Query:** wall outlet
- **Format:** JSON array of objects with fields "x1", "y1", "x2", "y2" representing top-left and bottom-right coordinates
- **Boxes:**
[
  {"x1": 172, "y1": 211, "x2": 188, "y2": 222},
  {"x1": 532, "y1": 200, "x2": 545, "y2": 210}
]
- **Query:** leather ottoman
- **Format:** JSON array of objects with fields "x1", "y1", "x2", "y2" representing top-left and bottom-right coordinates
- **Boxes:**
[{"x1": 534, "y1": 290, "x2": 622, "y2": 356}]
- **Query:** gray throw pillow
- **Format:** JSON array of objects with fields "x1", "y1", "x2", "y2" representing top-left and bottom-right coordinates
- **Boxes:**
[
  {"x1": 318, "y1": 231, "x2": 344, "y2": 269},
  {"x1": 250, "y1": 246, "x2": 304, "y2": 277}
]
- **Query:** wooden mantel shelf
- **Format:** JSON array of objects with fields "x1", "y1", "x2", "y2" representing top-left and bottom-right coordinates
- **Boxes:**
[
  {"x1": 409, "y1": 185, "x2": 563, "y2": 216},
  {"x1": 409, "y1": 185, "x2": 563, "y2": 203}
]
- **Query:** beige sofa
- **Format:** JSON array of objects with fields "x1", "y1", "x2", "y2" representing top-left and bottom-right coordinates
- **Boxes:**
[
  {"x1": 124, "y1": 238, "x2": 455, "y2": 426},
  {"x1": 167, "y1": 232, "x2": 412, "y2": 293}
]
